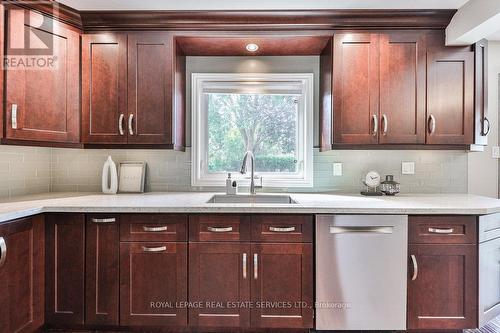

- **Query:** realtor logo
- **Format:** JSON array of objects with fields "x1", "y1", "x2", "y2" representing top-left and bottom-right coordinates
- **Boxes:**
[{"x1": 2, "y1": 1, "x2": 58, "y2": 69}]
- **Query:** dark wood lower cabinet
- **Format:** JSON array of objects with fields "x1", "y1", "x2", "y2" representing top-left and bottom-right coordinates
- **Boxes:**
[
  {"x1": 408, "y1": 244, "x2": 478, "y2": 330},
  {"x1": 120, "y1": 241, "x2": 188, "y2": 326},
  {"x1": 85, "y1": 215, "x2": 120, "y2": 326},
  {"x1": 0, "y1": 215, "x2": 44, "y2": 333},
  {"x1": 45, "y1": 213, "x2": 86, "y2": 326},
  {"x1": 189, "y1": 242, "x2": 251, "y2": 328}
]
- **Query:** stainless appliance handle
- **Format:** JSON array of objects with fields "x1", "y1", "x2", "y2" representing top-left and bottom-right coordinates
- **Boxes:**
[
  {"x1": 428, "y1": 227, "x2": 454, "y2": 234},
  {"x1": 91, "y1": 217, "x2": 116, "y2": 224},
  {"x1": 118, "y1": 114, "x2": 125, "y2": 135},
  {"x1": 128, "y1": 114, "x2": 134, "y2": 136},
  {"x1": 207, "y1": 226, "x2": 233, "y2": 233},
  {"x1": 254, "y1": 253, "x2": 258, "y2": 279},
  {"x1": 329, "y1": 226, "x2": 393, "y2": 234},
  {"x1": 372, "y1": 114, "x2": 378, "y2": 136},
  {"x1": 269, "y1": 226, "x2": 296, "y2": 233},
  {"x1": 142, "y1": 226, "x2": 168, "y2": 232},
  {"x1": 428, "y1": 115, "x2": 436, "y2": 134},
  {"x1": 382, "y1": 114, "x2": 388, "y2": 135},
  {"x1": 483, "y1": 117, "x2": 490, "y2": 136},
  {"x1": 142, "y1": 246, "x2": 167, "y2": 252},
  {"x1": 243, "y1": 253, "x2": 247, "y2": 279},
  {"x1": 0, "y1": 237, "x2": 6, "y2": 268},
  {"x1": 411, "y1": 254, "x2": 418, "y2": 281}
]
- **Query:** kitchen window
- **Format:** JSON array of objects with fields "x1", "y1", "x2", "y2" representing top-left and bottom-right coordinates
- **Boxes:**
[{"x1": 191, "y1": 73, "x2": 313, "y2": 187}]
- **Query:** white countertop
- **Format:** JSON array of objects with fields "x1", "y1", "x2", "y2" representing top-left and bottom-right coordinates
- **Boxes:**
[{"x1": 1, "y1": 192, "x2": 500, "y2": 224}]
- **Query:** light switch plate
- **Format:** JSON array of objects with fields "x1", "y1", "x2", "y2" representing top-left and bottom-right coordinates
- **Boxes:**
[
  {"x1": 493, "y1": 146, "x2": 500, "y2": 159},
  {"x1": 333, "y1": 162, "x2": 343, "y2": 176},
  {"x1": 402, "y1": 161, "x2": 415, "y2": 175}
]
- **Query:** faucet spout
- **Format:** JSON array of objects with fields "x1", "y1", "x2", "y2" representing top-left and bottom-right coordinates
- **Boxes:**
[{"x1": 240, "y1": 151, "x2": 256, "y2": 195}]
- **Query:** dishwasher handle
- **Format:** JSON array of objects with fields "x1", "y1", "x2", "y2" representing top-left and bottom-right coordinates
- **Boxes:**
[{"x1": 329, "y1": 226, "x2": 394, "y2": 234}]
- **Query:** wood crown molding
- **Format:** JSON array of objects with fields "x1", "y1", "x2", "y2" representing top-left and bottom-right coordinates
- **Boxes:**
[{"x1": 79, "y1": 9, "x2": 456, "y2": 32}]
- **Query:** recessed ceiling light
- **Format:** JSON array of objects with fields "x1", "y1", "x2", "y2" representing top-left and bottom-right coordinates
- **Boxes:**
[{"x1": 245, "y1": 43, "x2": 259, "y2": 52}]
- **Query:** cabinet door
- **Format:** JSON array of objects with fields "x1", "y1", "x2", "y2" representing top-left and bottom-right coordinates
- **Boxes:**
[
  {"x1": 250, "y1": 243, "x2": 313, "y2": 328},
  {"x1": 333, "y1": 33, "x2": 379, "y2": 145},
  {"x1": 379, "y1": 32, "x2": 426, "y2": 144},
  {"x1": 82, "y1": 33, "x2": 128, "y2": 144},
  {"x1": 408, "y1": 244, "x2": 477, "y2": 329},
  {"x1": 120, "y1": 242, "x2": 187, "y2": 326},
  {"x1": 0, "y1": 215, "x2": 44, "y2": 333},
  {"x1": 189, "y1": 242, "x2": 250, "y2": 328},
  {"x1": 128, "y1": 33, "x2": 173, "y2": 144},
  {"x1": 426, "y1": 51, "x2": 474, "y2": 145},
  {"x1": 85, "y1": 215, "x2": 119, "y2": 325},
  {"x1": 5, "y1": 9, "x2": 80, "y2": 143},
  {"x1": 45, "y1": 214, "x2": 85, "y2": 325},
  {"x1": 479, "y1": 237, "x2": 500, "y2": 326}
]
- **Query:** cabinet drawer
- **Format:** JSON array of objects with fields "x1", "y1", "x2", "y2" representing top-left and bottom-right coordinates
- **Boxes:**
[
  {"x1": 251, "y1": 215, "x2": 313, "y2": 243},
  {"x1": 120, "y1": 214, "x2": 187, "y2": 242},
  {"x1": 189, "y1": 215, "x2": 251, "y2": 241},
  {"x1": 409, "y1": 216, "x2": 477, "y2": 244},
  {"x1": 479, "y1": 213, "x2": 500, "y2": 243}
]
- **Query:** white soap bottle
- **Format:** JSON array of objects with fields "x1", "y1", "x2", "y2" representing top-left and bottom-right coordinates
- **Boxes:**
[{"x1": 102, "y1": 156, "x2": 118, "y2": 194}]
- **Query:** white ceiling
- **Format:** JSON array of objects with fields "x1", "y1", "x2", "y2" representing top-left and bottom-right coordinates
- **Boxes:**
[{"x1": 58, "y1": 0, "x2": 469, "y2": 11}]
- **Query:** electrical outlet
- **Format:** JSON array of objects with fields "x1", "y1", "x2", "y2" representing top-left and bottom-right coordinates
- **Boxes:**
[
  {"x1": 333, "y1": 162, "x2": 343, "y2": 176},
  {"x1": 402, "y1": 161, "x2": 415, "y2": 175},
  {"x1": 493, "y1": 146, "x2": 500, "y2": 159}
]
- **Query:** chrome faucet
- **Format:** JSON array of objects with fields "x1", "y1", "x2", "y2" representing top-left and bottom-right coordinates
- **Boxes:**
[{"x1": 240, "y1": 151, "x2": 261, "y2": 195}]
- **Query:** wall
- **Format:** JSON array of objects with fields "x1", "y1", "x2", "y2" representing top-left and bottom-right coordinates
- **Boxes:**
[{"x1": 467, "y1": 41, "x2": 500, "y2": 198}]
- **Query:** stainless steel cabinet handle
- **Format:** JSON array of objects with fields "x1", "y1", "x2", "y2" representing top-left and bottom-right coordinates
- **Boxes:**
[
  {"x1": 243, "y1": 253, "x2": 247, "y2": 279},
  {"x1": 142, "y1": 226, "x2": 168, "y2": 232},
  {"x1": 428, "y1": 227, "x2": 454, "y2": 234},
  {"x1": 118, "y1": 114, "x2": 125, "y2": 135},
  {"x1": 483, "y1": 117, "x2": 491, "y2": 136},
  {"x1": 91, "y1": 218, "x2": 116, "y2": 223},
  {"x1": 411, "y1": 254, "x2": 418, "y2": 281},
  {"x1": 128, "y1": 114, "x2": 134, "y2": 136},
  {"x1": 382, "y1": 114, "x2": 388, "y2": 135},
  {"x1": 11, "y1": 104, "x2": 18, "y2": 129},
  {"x1": 329, "y1": 226, "x2": 393, "y2": 234},
  {"x1": 142, "y1": 246, "x2": 167, "y2": 252},
  {"x1": 372, "y1": 114, "x2": 378, "y2": 136},
  {"x1": 269, "y1": 226, "x2": 296, "y2": 233},
  {"x1": 428, "y1": 115, "x2": 436, "y2": 134},
  {"x1": 0, "y1": 237, "x2": 6, "y2": 269},
  {"x1": 207, "y1": 226, "x2": 233, "y2": 233},
  {"x1": 253, "y1": 253, "x2": 258, "y2": 279}
]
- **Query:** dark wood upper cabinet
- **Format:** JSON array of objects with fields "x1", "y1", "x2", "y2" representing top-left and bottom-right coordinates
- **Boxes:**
[
  {"x1": 82, "y1": 33, "x2": 128, "y2": 144},
  {"x1": 85, "y1": 215, "x2": 120, "y2": 326},
  {"x1": 120, "y1": 241, "x2": 188, "y2": 326},
  {"x1": 426, "y1": 50, "x2": 474, "y2": 145},
  {"x1": 333, "y1": 33, "x2": 380, "y2": 145},
  {"x1": 0, "y1": 215, "x2": 45, "y2": 333},
  {"x1": 45, "y1": 213, "x2": 86, "y2": 326},
  {"x1": 128, "y1": 33, "x2": 173, "y2": 144},
  {"x1": 408, "y1": 244, "x2": 477, "y2": 330},
  {"x1": 250, "y1": 243, "x2": 313, "y2": 329},
  {"x1": 474, "y1": 39, "x2": 488, "y2": 146},
  {"x1": 379, "y1": 32, "x2": 426, "y2": 144},
  {"x1": 189, "y1": 242, "x2": 251, "y2": 328},
  {"x1": 5, "y1": 8, "x2": 80, "y2": 144}
]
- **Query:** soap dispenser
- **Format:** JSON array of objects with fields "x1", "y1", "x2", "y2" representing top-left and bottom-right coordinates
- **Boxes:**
[{"x1": 226, "y1": 173, "x2": 237, "y2": 195}]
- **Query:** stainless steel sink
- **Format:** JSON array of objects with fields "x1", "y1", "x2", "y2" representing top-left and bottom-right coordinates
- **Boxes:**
[{"x1": 207, "y1": 194, "x2": 298, "y2": 204}]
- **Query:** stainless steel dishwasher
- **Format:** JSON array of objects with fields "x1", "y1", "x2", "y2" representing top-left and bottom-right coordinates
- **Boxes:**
[{"x1": 316, "y1": 215, "x2": 408, "y2": 331}]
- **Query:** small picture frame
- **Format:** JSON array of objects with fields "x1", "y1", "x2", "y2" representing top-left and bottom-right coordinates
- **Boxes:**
[{"x1": 118, "y1": 162, "x2": 146, "y2": 193}]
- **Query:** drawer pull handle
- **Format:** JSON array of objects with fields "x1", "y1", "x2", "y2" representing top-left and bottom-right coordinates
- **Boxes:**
[
  {"x1": 243, "y1": 253, "x2": 247, "y2": 279},
  {"x1": 142, "y1": 246, "x2": 167, "y2": 252},
  {"x1": 92, "y1": 218, "x2": 116, "y2": 224},
  {"x1": 428, "y1": 227, "x2": 454, "y2": 234},
  {"x1": 269, "y1": 226, "x2": 296, "y2": 233},
  {"x1": 143, "y1": 226, "x2": 168, "y2": 232},
  {"x1": 207, "y1": 226, "x2": 233, "y2": 233},
  {"x1": 411, "y1": 254, "x2": 418, "y2": 281},
  {"x1": 0, "y1": 237, "x2": 6, "y2": 268}
]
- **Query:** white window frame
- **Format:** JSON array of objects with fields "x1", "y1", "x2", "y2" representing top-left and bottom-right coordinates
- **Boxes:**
[{"x1": 191, "y1": 73, "x2": 314, "y2": 188}]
